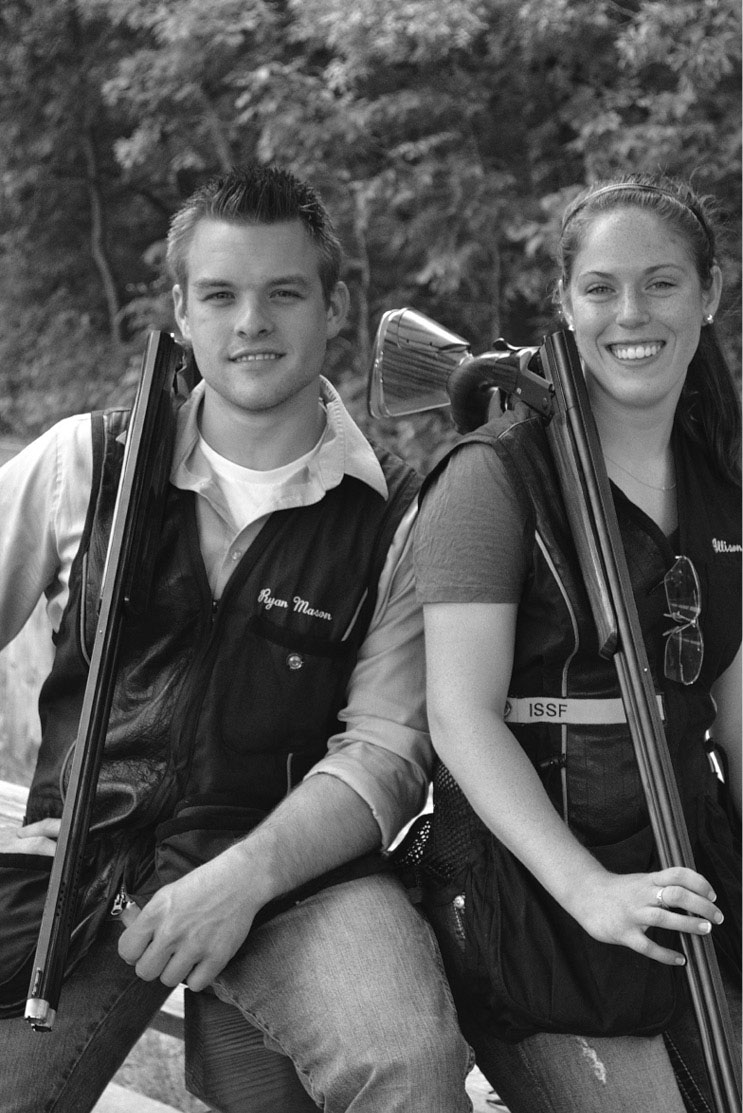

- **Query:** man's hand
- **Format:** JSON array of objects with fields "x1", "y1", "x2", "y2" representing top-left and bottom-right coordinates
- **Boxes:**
[
  {"x1": 0, "y1": 817, "x2": 60, "y2": 856},
  {"x1": 117, "y1": 844, "x2": 263, "y2": 992},
  {"x1": 118, "y1": 774, "x2": 381, "y2": 992}
]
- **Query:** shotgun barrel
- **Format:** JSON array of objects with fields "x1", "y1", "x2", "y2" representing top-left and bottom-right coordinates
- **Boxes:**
[{"x1": 25, "y1": 330, "x2": 179, "y2": 1030}]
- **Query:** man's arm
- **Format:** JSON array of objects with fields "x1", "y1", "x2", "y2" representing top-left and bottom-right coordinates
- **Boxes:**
[
  {"x1": 118, "y1": 772, "x2": 380, "y2": 991},
  {"x1": 303, "y1": 500, "x2": 431, "y2": 846},
  {"x1": 0, "y1": 417, "x2": 91, "y2": 857},
  {"x1": 0, "y1": 415, "x2": 91, "y2": 648}
]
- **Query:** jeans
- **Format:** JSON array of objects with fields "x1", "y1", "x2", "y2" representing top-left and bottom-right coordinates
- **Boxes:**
[{"x1": 0, "y1": 873, "x2": 472, "y2": 1113}]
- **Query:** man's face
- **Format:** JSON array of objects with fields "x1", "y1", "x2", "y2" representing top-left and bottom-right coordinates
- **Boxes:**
[{"x1": 173, "y1": 218, "x2": 348, "y2": 428}]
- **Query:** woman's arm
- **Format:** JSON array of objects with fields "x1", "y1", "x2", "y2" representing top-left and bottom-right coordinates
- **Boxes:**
[
  {"x1": 710, "y1": 644, "x2": 742, "y2": 822},
  {"x1": 424, "y1": 601, "x2": 724, "y2": 965}
]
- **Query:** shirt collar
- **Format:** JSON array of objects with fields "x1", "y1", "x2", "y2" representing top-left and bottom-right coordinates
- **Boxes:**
[{"x1": 171, "y1": 377, "x2": 388, "y2": 500}]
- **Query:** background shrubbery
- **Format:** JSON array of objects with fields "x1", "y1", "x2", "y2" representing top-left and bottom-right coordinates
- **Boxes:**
[{"x1": 1, "y1": 0, "x2": 740, "y2": 471}]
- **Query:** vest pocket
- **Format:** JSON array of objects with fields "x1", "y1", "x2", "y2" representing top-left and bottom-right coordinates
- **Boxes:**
[{"x1": 216, "y1": 616, "x2": 355, "y2": 756}]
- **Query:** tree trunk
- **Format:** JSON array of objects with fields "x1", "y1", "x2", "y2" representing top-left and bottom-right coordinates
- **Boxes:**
[
  {"x1": 81, "y1": 128, "x2": 122, "y2": 347},
  {"x1": 350, "y1": 182, "x2": 372, "y2": 371}
]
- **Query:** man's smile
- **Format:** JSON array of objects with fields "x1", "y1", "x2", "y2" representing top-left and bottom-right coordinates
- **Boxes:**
[{"x1": 229, "y1": 350, "x2": 282, "y2": 363}]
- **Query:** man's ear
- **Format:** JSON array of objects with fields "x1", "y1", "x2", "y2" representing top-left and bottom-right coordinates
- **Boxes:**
[
  {"x1": 325, "y1": 281, "x2": 350, "y2": 339},
  {"x1": 173, "y1": 285, "x2": 190, "y2": 341}
]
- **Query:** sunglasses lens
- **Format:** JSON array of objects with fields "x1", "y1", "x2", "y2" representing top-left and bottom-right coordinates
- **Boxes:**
[
  {"x1": 663, "y1": 556, "x2": 703, "y2": 685},
  {"x1": 664, "y1": 626, "x2": 703, "y2": 685},
  {"x1": 664, "y1": 557, "x2": 701, "y2": 624}
]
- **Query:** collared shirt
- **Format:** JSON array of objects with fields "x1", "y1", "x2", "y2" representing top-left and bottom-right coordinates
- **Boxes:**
[{"x1": 0, "y1": 378, "x2": 430, "y2": 846}]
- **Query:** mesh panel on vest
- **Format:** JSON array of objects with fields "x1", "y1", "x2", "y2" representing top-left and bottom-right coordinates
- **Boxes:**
[{"x1": 393, "y1": 761, "x2": 486, "y2": 889}]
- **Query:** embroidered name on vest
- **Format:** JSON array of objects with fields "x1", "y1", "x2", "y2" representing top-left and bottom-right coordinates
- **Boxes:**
[
  {"x1": 712, "y1": 538, "x2": 742, "y2": 554},
  {"x1": 258, "y1": 587, "x2": 332, "y2": 621}
]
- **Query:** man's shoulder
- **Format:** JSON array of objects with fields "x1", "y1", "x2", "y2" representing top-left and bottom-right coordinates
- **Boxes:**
[{"x1": 0, "y1": 412, "x2": 95, "y2": 475}]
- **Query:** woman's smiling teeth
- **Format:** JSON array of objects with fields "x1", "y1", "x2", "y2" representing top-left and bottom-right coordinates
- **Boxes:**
[{"x1": 608, "y1": 342, "x2": 664, "y2": 361}]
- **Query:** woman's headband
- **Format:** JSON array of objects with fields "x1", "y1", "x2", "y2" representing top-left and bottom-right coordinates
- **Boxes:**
[{"x1": 561, "y1": 182, "x2": 712, "y2": 248}]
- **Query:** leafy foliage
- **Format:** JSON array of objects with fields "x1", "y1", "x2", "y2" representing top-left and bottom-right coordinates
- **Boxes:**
[{"x1": 0, "y1": 0, "x2": 739, "y2": 467}]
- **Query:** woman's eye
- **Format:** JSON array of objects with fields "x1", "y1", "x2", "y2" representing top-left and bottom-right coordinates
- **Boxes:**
[{"x1": 585, "y1": 284, "x2": 613, "y2": 296}]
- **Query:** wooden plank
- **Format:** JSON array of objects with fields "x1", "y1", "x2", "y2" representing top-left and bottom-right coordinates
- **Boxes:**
[{"x1": 92, "y1": 1081, "x2": 183, "y2": 1113}]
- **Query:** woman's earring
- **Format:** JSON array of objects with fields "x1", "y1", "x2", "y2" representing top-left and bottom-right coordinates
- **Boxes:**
[{"x1": 703, "y1": 314, "x2": 715, "y2": 325}]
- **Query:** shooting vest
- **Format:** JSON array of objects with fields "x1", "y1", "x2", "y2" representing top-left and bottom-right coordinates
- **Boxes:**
[
  {"x1": 419, "y1": 412, "x2": 741, "y2": 968},
  {"x1": 27, "y1": 408, "x2": 420, "y2": 902}
]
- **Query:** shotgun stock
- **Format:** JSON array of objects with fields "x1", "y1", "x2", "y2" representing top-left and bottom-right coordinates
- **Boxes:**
[{"x1": 25, "y1": 330, "x2": 180, "y2": 1031}]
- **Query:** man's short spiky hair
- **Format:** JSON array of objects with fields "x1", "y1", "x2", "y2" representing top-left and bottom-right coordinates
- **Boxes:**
[{"x1": 166, "y1": 165, "x2": 343, "y2": 303}]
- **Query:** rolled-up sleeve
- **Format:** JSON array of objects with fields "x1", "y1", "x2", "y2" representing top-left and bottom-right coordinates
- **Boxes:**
[
  {"x1": 304, "y1": 501, "x2": 431, "y2": 848},
  {"x1": 0, "y1": 416, "x2": 92, "y2": 648}
]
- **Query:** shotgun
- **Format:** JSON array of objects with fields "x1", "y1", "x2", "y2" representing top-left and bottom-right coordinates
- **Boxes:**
[
  {"x1": 25, "y1": 330, "x2": 180, "y2": 1031},
  {"x1": 369, "y1": 309, "x2": 741, "y2": 1112}
]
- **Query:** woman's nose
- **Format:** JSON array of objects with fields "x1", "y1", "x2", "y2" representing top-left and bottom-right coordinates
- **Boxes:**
[{"x1": 616, "y1": 288, "x2": 650, "y2": 328}]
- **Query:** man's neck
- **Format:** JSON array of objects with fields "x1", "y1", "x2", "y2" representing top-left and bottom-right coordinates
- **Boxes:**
[{"x1": 199, "y1": 392, "x2": 326, "y2": 470}]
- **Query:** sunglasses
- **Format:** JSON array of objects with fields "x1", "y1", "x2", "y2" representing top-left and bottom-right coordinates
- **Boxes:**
[{"x1": 663, "y1": 555, "x2": 703, "y2": 685}]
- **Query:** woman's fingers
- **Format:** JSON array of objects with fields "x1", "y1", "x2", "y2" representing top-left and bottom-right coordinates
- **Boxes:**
[
  {"x1": 581, "y1": 868, "x2": 724, "y2": 966},
  {"x1": 651, "y1": 866, "x2": 717, "y2": 901},
  {"x1": 650, "y1": 868, "x2": 723, "y2": 928}
]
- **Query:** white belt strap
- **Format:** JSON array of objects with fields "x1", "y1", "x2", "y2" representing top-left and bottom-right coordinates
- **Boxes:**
[{"x1": 504, "y1": 695, "x2": 665, "y2": 725}]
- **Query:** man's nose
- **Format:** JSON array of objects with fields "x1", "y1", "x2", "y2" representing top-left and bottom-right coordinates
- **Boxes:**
[{"x1": 236, "y1": 297, "x2": 272, "y2": 336}]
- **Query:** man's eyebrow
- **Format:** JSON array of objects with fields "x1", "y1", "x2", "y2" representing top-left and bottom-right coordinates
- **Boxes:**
[
  {"x1": 191, "y1": 278, "x2": 234, "y2": 290},
  {"x1": 267, "y1": 274, "x2": 313, "y2": 288},
  {"x1": 190, "y1": 274, "x2": 313, "y2": 289}
]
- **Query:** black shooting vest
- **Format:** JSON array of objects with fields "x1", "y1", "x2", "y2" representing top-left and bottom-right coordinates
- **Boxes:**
[
  {"x1": 27, "y1": 408, "x2": 420, "y2": 904},
  {"x1": 421, "y1": 412, "x2": 741, "y2": 967}
]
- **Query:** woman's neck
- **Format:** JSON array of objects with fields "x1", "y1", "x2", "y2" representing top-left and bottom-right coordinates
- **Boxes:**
[{"x1": 593, "y1": 405, "x2": 678, "y2": 536}]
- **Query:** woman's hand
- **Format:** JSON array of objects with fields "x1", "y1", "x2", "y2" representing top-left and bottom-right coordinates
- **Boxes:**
[
  {"x1": 0, "y1": 817, "x2": 60, "y2": 856},
  {"x1": 569, "y1": 866, "x2": 723, "y2": 965}
]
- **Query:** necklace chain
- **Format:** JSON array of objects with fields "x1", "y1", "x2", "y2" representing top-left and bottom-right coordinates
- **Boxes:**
[{"x1": 603, "y1": 453, "x2": 677, "y2": 492}]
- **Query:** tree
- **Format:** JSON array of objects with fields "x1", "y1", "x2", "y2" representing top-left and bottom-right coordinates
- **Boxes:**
[{"x1": 0, "y1": 0, "x2": 739, "y2": 466}]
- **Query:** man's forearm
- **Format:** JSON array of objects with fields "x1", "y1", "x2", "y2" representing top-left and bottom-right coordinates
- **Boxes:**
[{"x1": 229, "y1": 772, "x2": 382, "y2": 910}]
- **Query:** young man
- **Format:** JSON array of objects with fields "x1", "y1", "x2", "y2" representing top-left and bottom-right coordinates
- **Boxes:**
[{"x1": 0, "y1": 166, "x2": 471, "y2": 1112}]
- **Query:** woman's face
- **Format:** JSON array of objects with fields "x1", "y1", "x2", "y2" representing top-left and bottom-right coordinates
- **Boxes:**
[{"x1": 562, "y1": 207, "x2": 721, "y2": 415}]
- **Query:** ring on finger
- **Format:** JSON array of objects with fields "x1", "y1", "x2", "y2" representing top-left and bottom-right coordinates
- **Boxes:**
[{"x1": 656, "y1": 886, "x2": 670, "y2": 909}]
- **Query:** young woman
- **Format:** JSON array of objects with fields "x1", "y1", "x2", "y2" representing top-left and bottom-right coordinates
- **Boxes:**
[{"x1": 412, "y1": 175, "x2": 741, "y2": 1113}]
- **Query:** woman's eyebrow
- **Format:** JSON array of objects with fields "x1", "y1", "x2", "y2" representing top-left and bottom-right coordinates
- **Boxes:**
[{"x1": 578, "y1": 263, "x2": 687, "y2": 279}]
